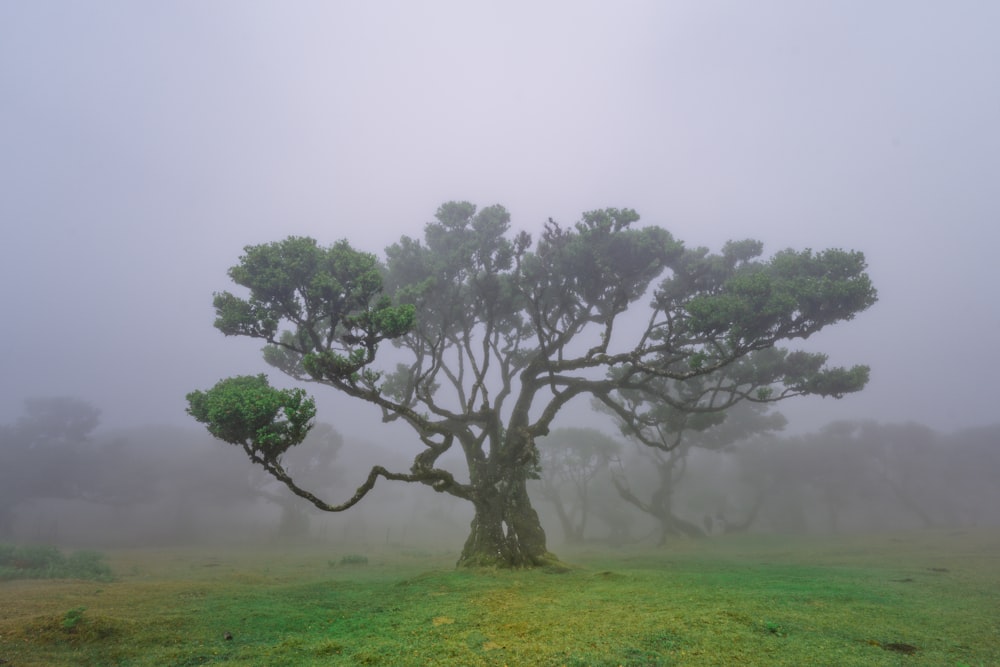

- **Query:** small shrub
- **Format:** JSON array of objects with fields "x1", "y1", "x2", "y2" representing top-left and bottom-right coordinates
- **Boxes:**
[
  {"x1": 0, "y1": 544, "x2": 114, "y2": 581},
  {"x1": 62, "y1": 606, "x2": 87, "y2": 633},
  {"x1": 761, "y1": 620, "x2": 786, "y2": 636},
  {"x1": 339, "y1": 554, "x2": 369, "y2": 566},
  {"x1": 65, "y1": 549, "x2": 114, "y2": 580}
]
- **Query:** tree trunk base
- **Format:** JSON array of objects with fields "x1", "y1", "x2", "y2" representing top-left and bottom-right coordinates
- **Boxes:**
[
  {"x1": 456, "y1": 483, "x2": 564, "y2": 569},
  {"x1": 456, "y1": 548, "x2": 565, "y2": 570}
]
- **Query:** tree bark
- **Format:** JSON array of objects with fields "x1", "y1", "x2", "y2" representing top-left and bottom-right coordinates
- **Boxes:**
[
  {"x1": 549, "y1": 492, "x2": 579, "y2": 545},
  {"x1": 457, "y1": 471, "x2": 560, "y2": 568}
]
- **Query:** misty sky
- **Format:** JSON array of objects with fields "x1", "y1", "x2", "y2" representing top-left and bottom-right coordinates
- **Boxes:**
[{"x1": 1, "y1": 2, "x2": 997, "y2": 437}]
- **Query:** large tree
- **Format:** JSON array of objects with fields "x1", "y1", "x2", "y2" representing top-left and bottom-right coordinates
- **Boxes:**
[{"x1": 187, "y1": 202, "x2": 876, "y2": 567}]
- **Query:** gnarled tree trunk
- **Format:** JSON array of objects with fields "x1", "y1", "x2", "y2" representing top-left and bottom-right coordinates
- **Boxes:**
[{"x1": 457, "y1": 469, "x2": 558, "y2": 568}]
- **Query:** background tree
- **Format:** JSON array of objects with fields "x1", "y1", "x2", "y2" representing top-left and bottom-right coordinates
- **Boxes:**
[
  {"x1": 0, "y1": 397, "x2": 169, "y2": 540},
  {"x1": 608, "y1": 398, "x2": 786, "y2": 543},
  {"x1": 721, "y1": 420, "x2": 1000, "y2": 534},
  {"x1": 0, "y1": 397, "x2": 101, "y2": 536},
  {"x1": 247, "y1": 422, "x2": 345, "y2": 540},
  {"x1": 857, "y1": 421, "x2": 945, "y2": 528},
  {"x1": 188, "y1": 202, "x2": 876, "y2": 567},
  {"x1": 531, "y1": 427, "x2": 621, "y2": 544},
  {"x1": 943, "y1": 424, "x2": 1000, "y2": 526}
]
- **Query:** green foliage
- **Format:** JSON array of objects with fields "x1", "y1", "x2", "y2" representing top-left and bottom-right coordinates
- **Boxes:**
[
  {"x1": 212, "y1": 236, "x2": 414, "y2": 387},
  {"x1": 66, "y1": 550, "x2": 114, "y2": 578},
  {"x1": 0, "y1": 544, "x2": 114, "y2": 581},
  {"x1": 61, "y1": 606, "x2": 87, "y2": 632},
  {"x1": 521, "y1": 211, "x2": 682, "y2": 326},
  {"x1": 682, "y1": 248, "x2": 877, "y2": 346},
  {"x1": 383, "y1": 203, "x2": 527, "y2": 345},
  {"x1": 186, "y1": 374, "x2": 316, "y2": 460}
]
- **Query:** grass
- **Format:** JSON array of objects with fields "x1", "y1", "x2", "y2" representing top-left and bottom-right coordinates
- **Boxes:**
[
  {"x1": 1, "y1": 529, "x2": 997, "y2": 666},
  {"x1": 0, "y1": 543, "x2": 115, "y2": 582}
]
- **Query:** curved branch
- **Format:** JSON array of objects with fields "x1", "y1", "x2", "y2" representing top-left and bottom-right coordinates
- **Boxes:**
[{"x1": 243, "y1": 443, "x2": 473, "y2": 510}]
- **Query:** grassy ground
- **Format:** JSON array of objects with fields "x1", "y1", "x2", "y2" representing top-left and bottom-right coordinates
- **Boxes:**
[{"x1": 1, "y1": 529, "x2": 997, "y2": 666}]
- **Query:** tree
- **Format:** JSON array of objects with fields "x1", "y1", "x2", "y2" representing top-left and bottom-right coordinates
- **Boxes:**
[
  {"x1": 0, "y1": 398, "x2": 100, "y2": 534},
  {"x1": 792, "y1": 421, "x2": 953, "y2": 531},
  {"x1": 943, "y1": 424, "x2": 1000, "y2": 526},
  {"x1": 11, "y1": 396, "x2": 100, "y2": 445},
  {"x1": 608, "y1": 398, "x2": 786, "y2": 543},
  {"x1": 725, "y1": 435, "x2": 812, "y2": 533},
  {"x1": 187, "y1": 202, "x2": 876, "y2": 567},
  {"x1": 837, "y1": 421, "x2": 940, "y2": 529},
  {"x1": 0, "y1": 397, "x2": 131, "y2": 537},
  {"x1": 532, "y1": 428, "x2": 622, "y2": 544},
  {"x1": 724, "y1": 421, "x2": 959, "y2": 534}
]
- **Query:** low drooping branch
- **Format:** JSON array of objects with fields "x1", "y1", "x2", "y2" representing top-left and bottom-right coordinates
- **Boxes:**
[
  {"x1": 243, "y1": 442, "x2": 474, "y2": 512},
  {"x1": 611, "y1": 468, "x2": 704, "y2": 540}
]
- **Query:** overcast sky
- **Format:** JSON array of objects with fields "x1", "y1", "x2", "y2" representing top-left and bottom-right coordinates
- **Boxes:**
[{"x1": 1, "y1": 1, "x2": 997, "y2": 437}]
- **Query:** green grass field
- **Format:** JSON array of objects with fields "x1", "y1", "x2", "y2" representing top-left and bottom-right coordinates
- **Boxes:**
[{"x1": 1, "y1": 530, "x2": 997, "y2": 666}]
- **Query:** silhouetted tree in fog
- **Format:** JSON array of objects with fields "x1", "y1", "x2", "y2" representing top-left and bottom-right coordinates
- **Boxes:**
[
  {"x1": 944, "y1": 424, "x2": 1000, "y2": 525},
  {"x1": 0, "y1": 398, "x2": 97, "y2": 534},
  {"x1": 0, "y1": 397, "x2": 154, "y2": 538},
  {"x1": 725, "y1": 420, "x2": 1000, "y2": 533},
  {"x1": 532, "y1": 427, "x2": 621, "y2": 544},
  {"x1": 607, "y1": 397, "x2": 786, "y2": 543}
]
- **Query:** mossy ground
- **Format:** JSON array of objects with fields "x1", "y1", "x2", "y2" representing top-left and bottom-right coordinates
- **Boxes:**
[{"x1": 1, "y1": 530, "x2": 997, "y2": 666}]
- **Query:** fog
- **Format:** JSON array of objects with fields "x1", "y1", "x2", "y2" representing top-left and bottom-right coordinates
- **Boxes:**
[
  {"x1": 2, "y1": 3, "x2": 999, "y2": 549},
  {"x1": 4, "y1": 409, "x2": 999, "y2": 550}
]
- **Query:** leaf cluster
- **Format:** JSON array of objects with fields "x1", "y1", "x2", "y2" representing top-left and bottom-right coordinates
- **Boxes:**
[
  {"x1": 521, "y1": 209, "x2": 682, "y2": 331},
  {"x1": 678, "y1": 247, "x2": 876, "y2": 347},
  {"x1": 185, "y1": 374, "x2": 316, "y2": 462},
  {"x1": 212, "y1": 237, "x2": 414, "y2": 387}
]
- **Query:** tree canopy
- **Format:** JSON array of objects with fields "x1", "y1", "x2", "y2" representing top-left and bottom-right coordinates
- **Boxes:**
[{"x1": 188, "y1": 202, "x2": 876, "y2": 567}]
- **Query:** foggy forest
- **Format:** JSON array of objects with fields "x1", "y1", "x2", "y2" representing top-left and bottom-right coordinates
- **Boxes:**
[
  {"x1": 4, "y1": 397, "x2": 1000, "y2": 551},
  {"x1": 2, "y1": 2, "x2": 998, "y2": 666}
]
